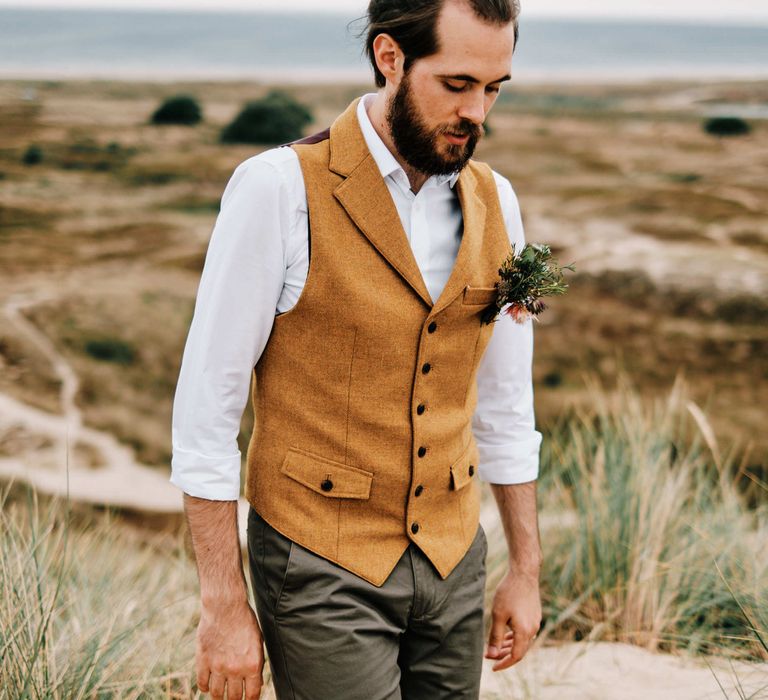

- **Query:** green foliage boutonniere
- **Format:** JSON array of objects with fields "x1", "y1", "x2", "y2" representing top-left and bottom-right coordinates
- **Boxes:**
[{"x1": 481, "y1": 243, "x2": 575, "y2": 325}]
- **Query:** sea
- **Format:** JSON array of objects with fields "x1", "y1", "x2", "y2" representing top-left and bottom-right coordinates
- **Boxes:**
[{"x1": 0, "y1": 8, "x2": 767, "y2": 83}]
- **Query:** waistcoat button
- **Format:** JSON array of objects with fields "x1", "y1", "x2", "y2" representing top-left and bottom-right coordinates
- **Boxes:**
[
  {"x1": 417, "y1": 404, "x2": 426, "y2": 415},
  {"x1": 320, "y1": 479, "x2": 334, "y2": 492},
  {"x1": 418, "y1": 446, "x2": 427, "y2": 458},
  {"x1": 414, "y1": 485, "x2": 424, "y2": 497},
  {"x1": 427, "y1": 321, "x2": 437, "y2": 333},
  {"x1": 422, "y1": 362, "x2": 431, "y2": 374},
  {"x1": 468, "y1": 465, "x2": 475, "y2": 477},
  {"x1": 411, "y1": 522, "x2": 420, "y2": 534}
]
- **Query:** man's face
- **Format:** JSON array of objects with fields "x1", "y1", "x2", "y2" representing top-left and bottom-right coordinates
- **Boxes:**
[{"x1": 385, "y1": 0, "x2": 516, "y2": 177}]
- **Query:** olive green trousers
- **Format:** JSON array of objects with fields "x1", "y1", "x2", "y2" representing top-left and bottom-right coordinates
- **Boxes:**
[{"x1": 246, "y1": 507, "x2": 487, "y2": 700}]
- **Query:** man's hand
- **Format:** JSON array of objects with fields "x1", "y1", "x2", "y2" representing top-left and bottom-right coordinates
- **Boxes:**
[
  {"x1": 485, "y1": 568, "x2": 542, "y2": 670},
  {"x1": 196, "y1": 598, "x2": 264, "y2": 699},
  {"x1": 486, "y1": 481, "x2": 543, "y2": 670}
]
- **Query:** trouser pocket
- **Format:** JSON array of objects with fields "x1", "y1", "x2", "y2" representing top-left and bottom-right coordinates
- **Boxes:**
[{"x1": 247, "y1": 507, "x2": 294, "y2": 614}]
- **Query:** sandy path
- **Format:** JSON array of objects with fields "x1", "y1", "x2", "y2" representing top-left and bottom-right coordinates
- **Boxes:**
[
  {"x1": 479, "y1": 640, "x2": 768, "y2": 699},
  {"x1": 0, "y1": 289, "x2": 188, "y2": 513}
]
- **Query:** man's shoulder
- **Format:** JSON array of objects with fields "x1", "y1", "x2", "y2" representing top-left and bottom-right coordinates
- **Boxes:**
[
  {"x1": 221, "y1": 145, "x2": 305, "y2": 208},
  {"x1": 232, "y1": 144, "x2": 302, "y2": 180}
]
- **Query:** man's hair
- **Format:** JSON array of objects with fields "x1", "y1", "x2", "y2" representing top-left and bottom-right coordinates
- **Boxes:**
[{"x1": 364, "y1": 0, "x2": 520, "y2": 88}]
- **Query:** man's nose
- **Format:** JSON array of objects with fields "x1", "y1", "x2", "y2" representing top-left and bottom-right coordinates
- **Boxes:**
[{"x1": 457, "y1": 93, "x2": 486, "y2": 125}]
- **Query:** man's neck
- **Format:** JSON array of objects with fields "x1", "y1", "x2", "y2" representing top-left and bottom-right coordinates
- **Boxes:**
[{"x1": 367, "y1": 92, "x2": 430, "y2": 195}]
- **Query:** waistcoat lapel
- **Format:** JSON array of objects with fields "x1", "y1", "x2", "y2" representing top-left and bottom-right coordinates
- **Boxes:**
[
  {"x1": 331, "y1": 99, "x2": 433, "y2": 307},
  {"x1": 328, "y1": 98, "x2": 491, "y2": 313}
]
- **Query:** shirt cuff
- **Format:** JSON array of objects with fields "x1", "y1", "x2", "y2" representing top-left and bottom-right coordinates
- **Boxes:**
[
  {"x1": 477, "y1": 432, "x2": 542, "y2": 484},
  {"x1": 169, "y1": 446, "x2": 242, "y2": 501}
]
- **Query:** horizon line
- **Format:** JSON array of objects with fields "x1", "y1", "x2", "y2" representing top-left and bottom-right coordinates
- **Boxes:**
[{"x1": 1, "y1": 3, "x2": 768, "y2": 27}]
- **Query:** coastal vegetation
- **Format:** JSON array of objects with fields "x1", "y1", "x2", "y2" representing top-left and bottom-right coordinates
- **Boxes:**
[
  {"x1": 2, "y1": 377, "x2": 765, "y2": 697},
  {"x1": 220, "y1": 90, "x2": 314, "y2": 144},
  {"x1": 150, "y1": 94, "x2": 203, "y2": 126}
]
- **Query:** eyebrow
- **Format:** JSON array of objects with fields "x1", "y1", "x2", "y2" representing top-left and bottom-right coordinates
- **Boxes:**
[{"x1": 437, "y1": 73, "x2": 511, "y2": 84}]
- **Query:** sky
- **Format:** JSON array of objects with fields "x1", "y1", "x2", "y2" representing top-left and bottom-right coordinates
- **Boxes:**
[{"x1": 2, "y1": 0, "x2": 768, "y2": 24}]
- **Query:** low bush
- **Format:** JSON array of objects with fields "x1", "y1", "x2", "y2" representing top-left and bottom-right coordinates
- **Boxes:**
[
  {"x1": 84, "y1": 337, "x2": 136, "y2": 365},
  {"x1": 703, "y1": 116, "x2": 751, "y2": 137},
  {"x1": 221, "y1": 90, "x2": 313, "y2": 145},
  {"x1": 22, "y1": 144, "x2": 43, "y2": 165},
  {"x1": 150, "y1": 95, "x2": 203, "y2": 126}
]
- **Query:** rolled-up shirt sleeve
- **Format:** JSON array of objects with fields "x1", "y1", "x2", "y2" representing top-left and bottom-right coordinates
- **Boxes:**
[
  {"x1": 473, "y1": 172, "x2": 543, "y2": 484},
  {"x1": 170, "y1": 155, "x2": 290, "y2": 500}
]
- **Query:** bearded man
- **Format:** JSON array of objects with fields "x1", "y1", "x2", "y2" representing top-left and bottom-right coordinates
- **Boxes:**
[{"x1": 170, "y1": 1, "x2": 544, "y2": 698}]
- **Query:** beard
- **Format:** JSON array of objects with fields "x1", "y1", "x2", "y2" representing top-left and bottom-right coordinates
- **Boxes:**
[{"x1": 386, "y1": 71, "x2": 483, "y2": 178}]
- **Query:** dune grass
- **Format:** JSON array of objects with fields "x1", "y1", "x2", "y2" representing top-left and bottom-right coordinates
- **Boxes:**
[
  {"x1": 524, "y1": 373, "x2": 768, "y2": 660},
  {"x1": 0, "y1": 486, "x2": 200, "y2": 698},
  {"x1": 1, "y1": 376, "x2": 766, "y2": 697}
]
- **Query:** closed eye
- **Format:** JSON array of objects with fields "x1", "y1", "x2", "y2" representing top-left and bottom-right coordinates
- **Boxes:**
[
  {"x1": 443, "y1": 82, "x2": 468, "y2": 93},
  {"x1": 443, "y1": 81, "x2": 501, "y2": 95}
]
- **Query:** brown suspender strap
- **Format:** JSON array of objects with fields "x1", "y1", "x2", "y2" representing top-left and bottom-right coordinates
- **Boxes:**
[{"x1": 280, "y1": 127, "x2": 331, "y2": 147}]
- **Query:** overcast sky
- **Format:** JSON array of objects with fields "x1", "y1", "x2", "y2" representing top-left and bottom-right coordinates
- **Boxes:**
[{"x1": 2, "y1": 0, "x2": 768, "y2": 23}]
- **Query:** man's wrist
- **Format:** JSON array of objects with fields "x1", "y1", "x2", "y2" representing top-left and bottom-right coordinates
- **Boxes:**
[
  {"x1": 201, "y1": 588, "x2": 250, "y2": 610},
  {"x1": 507, "y1": 551, "x2": 543, "y2": 579}
]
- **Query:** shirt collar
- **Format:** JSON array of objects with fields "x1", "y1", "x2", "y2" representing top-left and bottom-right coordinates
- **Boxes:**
[{"x1": 356, "y1": 93, "x2": 460, "y2": 190}]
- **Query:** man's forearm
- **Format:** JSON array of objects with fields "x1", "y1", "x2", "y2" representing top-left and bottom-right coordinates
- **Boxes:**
[
  {"x1": 490, "y1": 481, "x2": 543, "y2": 576},
  {"x1": 183, "y1": 493, "x2": 249, "y2": 606}
]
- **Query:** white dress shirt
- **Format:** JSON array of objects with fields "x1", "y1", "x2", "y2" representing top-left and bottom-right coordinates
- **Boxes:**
[{"x1": 170, "y1": 93, "x2": 542, "y2": 500}]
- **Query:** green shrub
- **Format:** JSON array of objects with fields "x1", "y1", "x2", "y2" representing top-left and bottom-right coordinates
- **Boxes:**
[
  {"x1": 22, "y1": 144, "x2": 43, "y2": 165},
  {"x1": 150, "y1": 94, "x2": 202, "y2": 126},
  {"x1": 703, "y1": 116, "x2": 751, "y2": 137},
  {"x1": 220, "y1": 90, "x2": 313, "y2": 145},
  {"x1": 84, "y1": 337, "x2": 136, "y2": 364}
]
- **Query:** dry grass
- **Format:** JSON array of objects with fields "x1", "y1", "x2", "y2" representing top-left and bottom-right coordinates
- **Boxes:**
[
  {"x1": 488, "y1": 374, "x2": 767, "y2": 662},
  {"x1": 3, "y1": 377, "x2": 765, "y2": 697},
  {"x1": 0, "y1": 486, "x2": 200, "y2": 698}
]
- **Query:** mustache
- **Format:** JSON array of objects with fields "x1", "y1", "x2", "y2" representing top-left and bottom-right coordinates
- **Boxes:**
[{"x1": 440, "y1": 121, "x2": 484, "y2": 139}]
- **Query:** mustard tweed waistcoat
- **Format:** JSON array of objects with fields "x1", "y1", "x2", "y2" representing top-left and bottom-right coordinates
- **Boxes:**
[{"x1": 245, "y1": 98, "x2": 511, "y2": 586}]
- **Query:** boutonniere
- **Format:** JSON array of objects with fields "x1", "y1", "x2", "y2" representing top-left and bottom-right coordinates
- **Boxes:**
[{"x1": 481, "y1": 243, "x2": 575, "y2": 325}]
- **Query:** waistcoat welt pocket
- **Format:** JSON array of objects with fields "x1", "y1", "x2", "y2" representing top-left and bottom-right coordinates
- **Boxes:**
[
  {"x1": 281, "y1": 446, "x2": 373, "y2": 499},
  {"x1": 450, "y1": 440, "x2": 480, "y2": 491},
  {"x1": 462, "y1": 285, "x2": 498, "y2": 306}
]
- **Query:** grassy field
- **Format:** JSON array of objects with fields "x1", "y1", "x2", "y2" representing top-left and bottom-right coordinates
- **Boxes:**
[{"x1": 2, "y1": 377, "x2": 765, "y2": 697}]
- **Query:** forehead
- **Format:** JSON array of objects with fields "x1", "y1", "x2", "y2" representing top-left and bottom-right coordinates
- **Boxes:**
[{"x1": 425, "y1": 0, "x2": 515, "y2": 80}]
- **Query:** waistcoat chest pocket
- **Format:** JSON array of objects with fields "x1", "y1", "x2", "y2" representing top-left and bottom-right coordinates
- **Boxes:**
[
  {"x1": 462, "y1": 285, "x2": 498, "y2": 306},
  {"x1": 281, "y1": 446, "x2": 373, "y2": 499}
]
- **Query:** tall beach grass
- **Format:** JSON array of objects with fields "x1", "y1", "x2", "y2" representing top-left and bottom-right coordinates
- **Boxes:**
[
  {"x1": 517, "y1": 372, "x2": 767, "y2": 660},
  {"x1": 0, "y1": 488, "x2": 199, "y2": 698},
  {"x1": 1, "y1": 374, "x2": 766, "y2": 697}
]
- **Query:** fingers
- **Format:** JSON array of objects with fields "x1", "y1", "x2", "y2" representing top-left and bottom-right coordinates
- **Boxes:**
[
  {"x1": 485, "y1": 613, "x2": 509, "y2": 660},
  {"x1": 227, "y1": 677, "x2": 244, "y2": 699},
  {"x1": 492, "y1": 630, "x2": 529, "y2": 671},
  {"x1": 486, "y1": 606, "x2": 540, "y2": 671},
  {"x1": 207, "y1": 674, "x2": 250, "y2": 699},
  {"x1": 209, "y1": 672, "x2": 226, "y2": 698},
  {"x1": 197, "y1": 665, "x2": 211, "y2": 693},
  {"x1": 245, "y1": 673, "x2": 263, "y2": 700},
  {"x1": 489, "y1": 629, "x2": 540, "y2": 671}
]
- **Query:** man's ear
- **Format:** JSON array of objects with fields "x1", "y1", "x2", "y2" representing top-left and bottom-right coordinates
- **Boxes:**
[{"x1": 372, "y1": 33, "x2": 404, "y2": 86}]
